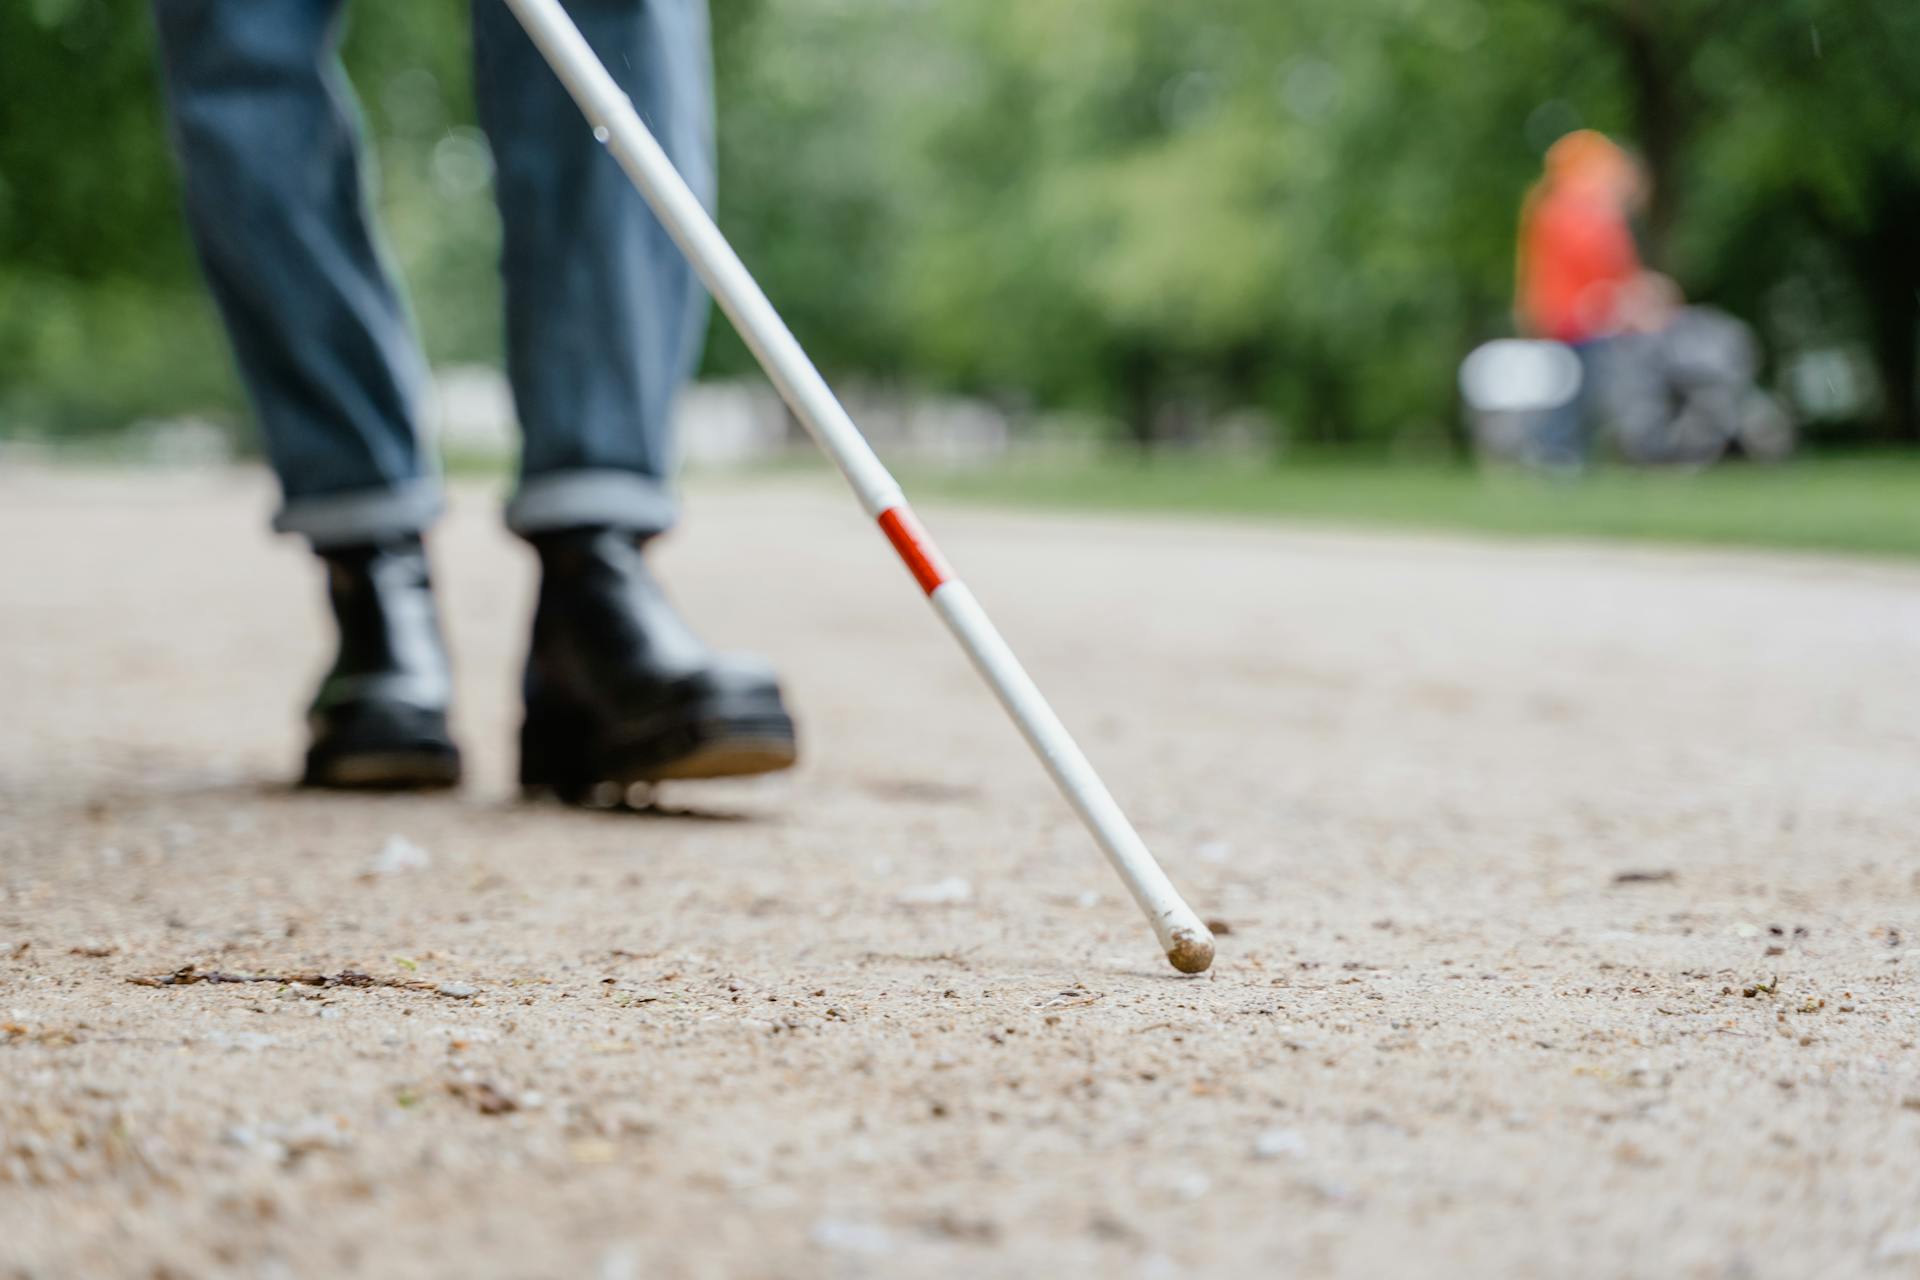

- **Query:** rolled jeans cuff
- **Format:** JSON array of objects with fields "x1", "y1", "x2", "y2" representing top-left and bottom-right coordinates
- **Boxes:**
[
  {"x1": 505, "y1": 469, "x2": 678, "y2": 538},
  {"x1": 273, "y1": 479, "x2": 444, "y2": 549}
]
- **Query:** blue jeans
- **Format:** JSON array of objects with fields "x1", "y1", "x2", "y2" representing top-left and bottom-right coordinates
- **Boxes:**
[
  {"x1": 151, "y1": 0, "x2": 713, "y2": 545},
  {"x1": 1532, "y1": 338, "x2": 1607, "y2": 471}
]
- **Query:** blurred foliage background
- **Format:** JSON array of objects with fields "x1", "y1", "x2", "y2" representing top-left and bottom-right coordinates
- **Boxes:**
[{"x1": 2, "y1": 0, "x2": 1916, "y2": 455}]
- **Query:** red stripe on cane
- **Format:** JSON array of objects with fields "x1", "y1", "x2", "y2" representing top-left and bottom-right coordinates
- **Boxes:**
[{"x1": 877, "y1": 505, "x2": 952, "y2": 595}]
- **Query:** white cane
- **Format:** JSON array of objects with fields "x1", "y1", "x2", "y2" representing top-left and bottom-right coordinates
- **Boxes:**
[{"x1": 500, "y1": 0, "x2": 1215, "y2": 974}]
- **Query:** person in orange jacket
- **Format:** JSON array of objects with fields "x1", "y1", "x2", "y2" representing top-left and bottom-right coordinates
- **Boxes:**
[
  {"x1": 1514, "y1": 131, "x2": 1674, "y2": 467},
  {"x1": 1517, "y1": 130, "x2": 1648, "y2": 345}
]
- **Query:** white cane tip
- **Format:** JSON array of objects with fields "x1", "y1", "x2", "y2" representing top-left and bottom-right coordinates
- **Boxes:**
[{"x1": 1165, "y1": 927, "x2": 1215, "y2": 974}]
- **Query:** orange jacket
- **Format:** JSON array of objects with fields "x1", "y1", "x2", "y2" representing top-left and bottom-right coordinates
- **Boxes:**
[{"x1": 1516, "y1": 185, "x2": 1641, "y2": 344}]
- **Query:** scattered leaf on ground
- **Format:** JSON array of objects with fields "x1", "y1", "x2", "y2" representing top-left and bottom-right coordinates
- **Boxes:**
[
  {"x1": 1037, "y1": 989, "x2": 1105, "y2": 1010},
  {"x1": 446, "y1": 1079, "x2": 519, "y2": 1115},
  {"x1": 128, "y1": 964, "x2": 479, "y2": 999}
]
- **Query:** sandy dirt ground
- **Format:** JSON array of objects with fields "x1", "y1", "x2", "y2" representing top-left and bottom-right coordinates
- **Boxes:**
[{"x1": 3, "y1": 466, "x2": 1919, "y2": 1279}]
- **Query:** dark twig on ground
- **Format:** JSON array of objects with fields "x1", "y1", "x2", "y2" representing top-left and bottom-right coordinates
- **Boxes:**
[{"x1": 126, "y1": 964, "x2": 474, "y2": 997}]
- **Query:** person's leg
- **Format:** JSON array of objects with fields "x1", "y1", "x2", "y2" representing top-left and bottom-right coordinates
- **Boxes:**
[
  {"x1": 1527, "y1": 340, "x2": 1597, "y2": 473},
  {"x1": 152, "y1": 0, "x2": 441, "y2": 543},
  {"x1": 152, "y1": 0, "x2": 458, "y2": 787},
  {"x1": 473, "y1": 2, "x2": 793, "y2": 798},
  {"x1": 472, "y1": 0, "x2": 714, "y2": 536}
]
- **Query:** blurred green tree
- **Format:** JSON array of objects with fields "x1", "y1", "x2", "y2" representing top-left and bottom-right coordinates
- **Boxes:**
[{"x1": 1, "y1": 0, "x2": 1914, "y2": 449}]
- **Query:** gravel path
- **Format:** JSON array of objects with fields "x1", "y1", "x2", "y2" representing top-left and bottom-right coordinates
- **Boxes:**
[{"x1": 3, "y1": 468, "x2": 1919, "y2": 1278}]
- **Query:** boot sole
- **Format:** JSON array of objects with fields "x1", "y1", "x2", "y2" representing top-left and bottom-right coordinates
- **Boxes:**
[
  {"x1": 626, "y1": 725, "x2": 799, "y2": 781},
  {"x1": 521, "y1": 693, "x2": 797, "y2": 797},
  {"x1": 305, "y1": 695, "x2": 462, "y2": 791},
  {"x1": 303, "y1": 752, "x2": 464, "y2": 790},
  {"x1": 304, "y1": 747, "x2": 463, "y2": 791}
]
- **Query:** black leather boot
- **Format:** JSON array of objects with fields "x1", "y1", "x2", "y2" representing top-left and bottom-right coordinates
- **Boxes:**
[
  {"x1": 519, "y1": 527, "x2": 797, "y2": 800},
  {"x1": 303, "y1": 536, "x2": 462, "y2": 789}
]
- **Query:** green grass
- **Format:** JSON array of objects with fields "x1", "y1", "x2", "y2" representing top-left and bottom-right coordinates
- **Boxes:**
[{"x1": 905, "y1": 454, "x2": 1920, "y2": 559}]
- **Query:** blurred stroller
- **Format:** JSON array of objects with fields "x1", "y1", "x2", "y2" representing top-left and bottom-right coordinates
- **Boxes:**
[{"x1": 1461, "y1": 307, "x2": 1795, "y2": 470}]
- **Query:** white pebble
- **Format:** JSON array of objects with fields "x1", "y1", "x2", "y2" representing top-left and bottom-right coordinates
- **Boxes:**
[
  {"x1": 203, "y1": 1030, "x2": 279, "y2": 1053},
  {"x1": 810, "y1": 1217, "x2": 893, "y2": 1255},
  {"x1": 370, "y1": 834, "x2": 432, "y2": 876},
  {"x1": 596, "y1": 1244, "x2": 641, "y2": 1280},
  {"x1": 1878, "y1": 1227, "x2": 1920, "y2": 1260},
  {"x1": 1253, "y1": 1127, "x2": 1308, "y2": 1159},
  {"x1": 896, "y1": 876, "x2": 972, "y2": 906},
  {"x1": 1164, "y1": 1168, "x2": 1212, "y2": 1200}
]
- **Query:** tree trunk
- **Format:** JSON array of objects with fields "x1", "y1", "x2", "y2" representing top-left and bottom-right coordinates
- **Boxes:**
[
  {"x1": 1613, "y1": 7, "x2": 1686, "y2": 267},
  {"x1": 1118, "y1": 345, "x2": 1160, "y2": 453},
  {"x1": 1301, "y1": 352, "x2": 1353, "y2": 448},
  {"x1": 1859, "y1": 220, "x2": 1920, "y2": 444},
  {"x1": 1828, "y1": 170, "x2": 1920, "y2": 444}
]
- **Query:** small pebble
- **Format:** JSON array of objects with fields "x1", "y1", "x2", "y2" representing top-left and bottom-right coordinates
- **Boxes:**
[
  {"x1": 203, "y1": 1030, "x2": 279, "y2": 1053},
  {"x1": 896, "y1": 877, "x2": 972, "y2": 906},
  {"x1": 1253, "y1": 1127, "x2": 1308, "y2": 1159},
  {"x1": 1163, "y1": 1168, "x2": 1212, "y2": 1201},
  {"x1": 370, "y1": 835, "x2": 432, "y2": 876},
  {"x1": 595, "y1": 1243, "x2": 640, "y2": 1280},
  {"x1": 1877, "y1": 1226, "x2": 1920, "y2": 1260},
  {"x1": 810, "y1": 1217, "x2": 893, "y2": 1255}
]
